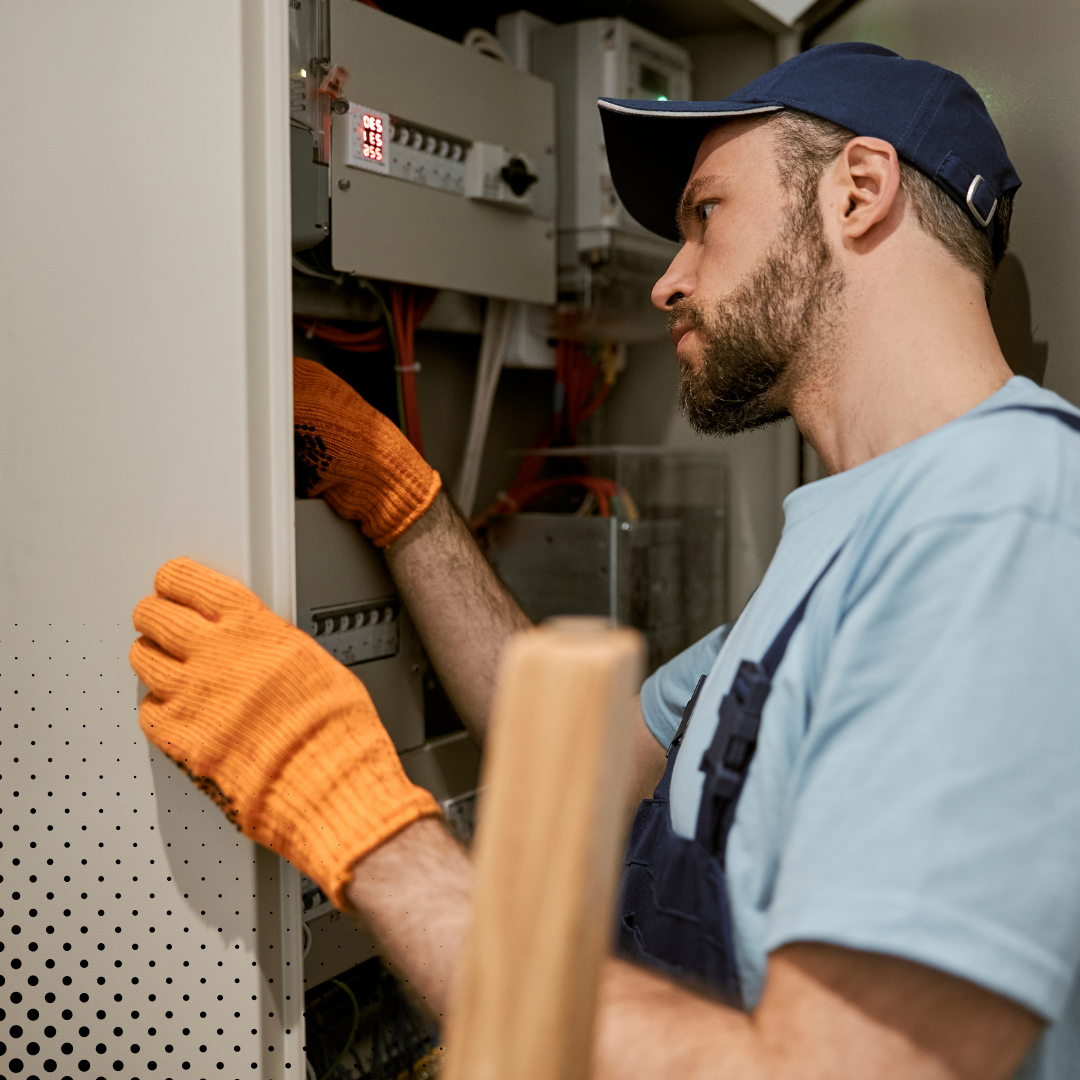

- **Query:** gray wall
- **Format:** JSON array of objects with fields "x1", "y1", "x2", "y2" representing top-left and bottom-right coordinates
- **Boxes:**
[{"x1": 816, "y1": 0, "x2": 1076, "y2": 404}]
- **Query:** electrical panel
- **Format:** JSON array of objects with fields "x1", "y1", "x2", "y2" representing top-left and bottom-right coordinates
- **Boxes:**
[
  {"x1": 290, "y1": 0, "x2": 557, "y2": 303},
  {"x1": 529, "y1": 18, "x2": 691, "y2": 338},
  {"x1": 294, "y1": 499, "x2": 481, "y2": 990}
]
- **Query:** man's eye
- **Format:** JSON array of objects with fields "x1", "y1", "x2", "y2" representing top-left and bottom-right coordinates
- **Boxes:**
[{"x1": 699, "y1": 202, "x2": 717, "y2": 223}]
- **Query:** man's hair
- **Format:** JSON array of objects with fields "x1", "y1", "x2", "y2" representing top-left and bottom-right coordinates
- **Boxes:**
[{"x1": 765, "y1": 109, "x2": 1013, "y2": 300}]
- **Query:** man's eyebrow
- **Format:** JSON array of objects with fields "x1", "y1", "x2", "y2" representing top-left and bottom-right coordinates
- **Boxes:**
[{"x1": 676, "y1": 175, "x2": 723, "y2": 238}]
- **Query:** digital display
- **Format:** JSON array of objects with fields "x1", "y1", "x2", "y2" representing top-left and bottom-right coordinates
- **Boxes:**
[
  {"x1": 345, "y1": 104, "x2": 391, "y2": 174},
  {"x1": 361, "y1": 112, "x2": 385, "y2": 163}
]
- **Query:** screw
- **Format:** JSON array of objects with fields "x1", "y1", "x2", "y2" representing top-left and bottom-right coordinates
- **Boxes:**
[{"x1": 338, "y1": 179, "x2": 351, "y2": 191}]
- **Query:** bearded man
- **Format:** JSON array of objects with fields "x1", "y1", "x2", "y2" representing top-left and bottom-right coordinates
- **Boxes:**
[{"x1": 131, "y1": 44, "x2": 1080, "y2": 1079}]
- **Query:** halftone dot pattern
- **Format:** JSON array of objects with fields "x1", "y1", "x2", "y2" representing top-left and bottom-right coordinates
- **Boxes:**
[{"x1": 1, "y1": 624, "x2": 304, "y2": 1080}]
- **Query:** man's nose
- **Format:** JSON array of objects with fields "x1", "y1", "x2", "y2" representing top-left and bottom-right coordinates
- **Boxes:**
[{"x1": 651, "y1": 244, "x2": 696, "y2": 311}]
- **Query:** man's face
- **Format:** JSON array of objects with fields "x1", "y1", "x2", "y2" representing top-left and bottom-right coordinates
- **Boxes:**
[{"x1": 651, "y1": 117, "x2": 845, "y2": 437}]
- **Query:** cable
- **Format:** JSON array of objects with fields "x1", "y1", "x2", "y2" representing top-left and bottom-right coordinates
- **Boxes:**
[
  {"x1": 389, "y1": 284, "x2": 438, "y2": 458},
  {"x1": 296, "y1": 318, "x2": 389, "y2": 353},
  {"x1": 318, "y1": 978, "x2": 361, "y2": 1080},
  {"x1": 293, "y1": 254, "x2": 345, "y2": 285},
  {"x1": 462, "y1": 27, "x2": 510, "y2": 63},
  {"x1": 454, "y1": 298, "x2": 515, "y2": 517},
  {"x1": 471, "y1": 332, "x2": 623, "y2": 529}
]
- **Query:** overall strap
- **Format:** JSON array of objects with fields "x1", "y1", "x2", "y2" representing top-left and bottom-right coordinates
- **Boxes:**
[
  {"x1": 694, "y1": 545, "x2": 845, "y2": 858},
  {"x1": 669, "y1": 674, "x2": 707, "y2": 757}
]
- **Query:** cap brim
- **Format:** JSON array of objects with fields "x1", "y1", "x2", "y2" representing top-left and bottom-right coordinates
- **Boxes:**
[{"x1": 599, "y1": 99, "x2": 783, "y2": 243}]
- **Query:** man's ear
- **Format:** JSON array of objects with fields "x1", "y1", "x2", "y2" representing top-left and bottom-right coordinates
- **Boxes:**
[{"x1": 829, "y1": 136, "x2": 901, "y2": 240}]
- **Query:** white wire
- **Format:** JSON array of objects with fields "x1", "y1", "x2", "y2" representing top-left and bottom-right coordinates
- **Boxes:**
[
  {"x1": 462, "y1": 27, "x2": 510, "y2": 63},
  {"x1": 305, "y1": 1056, "x2": 317, "y2": 1080},
  {"x1": 453, "y1": 299, "x2": 515, "y2": 517},
  {"x1": 302, "y1": 920, "x2": 313, "y2": 960},
  {"x1": 292, "y1": 254, "x2": 345, "y2": 285}
]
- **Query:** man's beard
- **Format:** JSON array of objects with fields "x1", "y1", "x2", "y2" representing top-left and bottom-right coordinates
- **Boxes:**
[{"x1": 674, "y1": 194, "x2": 845, "y2": 437}]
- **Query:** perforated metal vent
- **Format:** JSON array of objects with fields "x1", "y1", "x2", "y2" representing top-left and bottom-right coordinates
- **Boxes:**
[{"x1": 1, "y1": 624, "x2": 304, "y2": 1080}]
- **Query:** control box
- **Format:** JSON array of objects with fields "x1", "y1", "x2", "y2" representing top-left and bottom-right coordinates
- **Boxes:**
[
  {"x1": 323, "y1": 0, "x2": 556, "y2": 304},
  {"x1": 530, "y1": 18, "x2": 691, "y2": 338}
]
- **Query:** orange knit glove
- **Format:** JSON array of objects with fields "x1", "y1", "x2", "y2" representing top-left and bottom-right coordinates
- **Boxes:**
[
  {"x1": 294, "y1": 356, "x2": 441, "y2": 546},
  {"x1": 129, "y1": 556, "x2": 441, "y2": 909}
]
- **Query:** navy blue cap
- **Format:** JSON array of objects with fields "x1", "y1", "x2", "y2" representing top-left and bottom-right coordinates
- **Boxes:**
[{"x1": 598, "y1": 42, "x2": 1020, "y2": 251}]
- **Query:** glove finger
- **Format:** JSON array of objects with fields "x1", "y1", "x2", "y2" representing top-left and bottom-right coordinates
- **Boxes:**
[
  {"x1": 154, "y1": 556, "x2": 261, "y2": 620},
  {"x1": 137, "y1": 694, "x2": 188, "y2": 762},
  {"x1": 129, "y1": 636, "x2": 183, "y2": 700},
  {"x1": 132, "y1": 594, "x2": 208, "y2": 660}
]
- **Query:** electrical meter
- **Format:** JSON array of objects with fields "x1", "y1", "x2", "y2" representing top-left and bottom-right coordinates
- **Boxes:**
[{"x1": 529, "y1": 17, "x2": 691, "y2": 339}]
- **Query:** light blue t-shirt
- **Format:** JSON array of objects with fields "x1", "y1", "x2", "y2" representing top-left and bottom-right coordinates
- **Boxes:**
[{"x1": 640, "y1": 377, "x2": 1080, "y2": 1078}]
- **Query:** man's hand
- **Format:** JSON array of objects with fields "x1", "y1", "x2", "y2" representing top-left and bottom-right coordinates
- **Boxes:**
[
  {"x1": 294, "y1": 356, "x2": 441, "y2": 546},
  {"x1": 129, "y1": 556, "x2": 441, "y2": 907}
]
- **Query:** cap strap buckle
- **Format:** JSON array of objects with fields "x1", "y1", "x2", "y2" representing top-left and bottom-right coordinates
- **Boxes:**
[{"x1": 966, "y1": 175, "x2": 998, "y2": 229}]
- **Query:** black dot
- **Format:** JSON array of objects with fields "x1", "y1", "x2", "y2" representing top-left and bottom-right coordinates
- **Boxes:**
[
  {"x1": 111, "y1": 1062, "x2": 122, "y2": 1072},
  {"x1": 10, "y1": 1057, "x2": 24, "y2": 1073},
  {"x1": 129, "y1": 1045, "x2": 139, "y2": 1054},
  {"x1": 12, "y1": 1024, "x2": 25, "y2": 1038},
  {"x1": 62, "y1": 1044, "x2": 73, "y2": 1055},
  {"x1": 27, "y1": 1041, "x2": 40, "y2": 1055},
  {"x1": 148, "y1": 1064, "x2": 157, "y2": 1072},
  {"x1": 28, "y1": 1010, "x2": 39, "y2": 1022},
  {"x1": 79, "y1": 1029, "x2": 90, "y2": 1038},
  {"x1": 44, "y1": 1060, "x2": 57, "y2": 1073},
  {"x1": 95, "y1": 1045, "x2": 106, "y2": 1055},
  {"x1": 44, "y1": 1026, "x2": 56, "y2": 1038},
  {"x1": 78, "y1": 1063, "x2": 90, "y2": 1073}
]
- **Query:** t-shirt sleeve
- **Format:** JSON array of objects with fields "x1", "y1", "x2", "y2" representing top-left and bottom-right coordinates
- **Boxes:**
[
  {"x1": 766, "y1": 512, "x2": 1080, "y2": 1021},
  {"x1": 640, "y1": 622, "x2": 732, "y2": 748}
]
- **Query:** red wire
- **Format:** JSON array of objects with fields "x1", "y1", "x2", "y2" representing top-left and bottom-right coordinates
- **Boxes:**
[
  {"x1": 296, "y1": 318, "x2": 389, "y2": 353},
  {"x1": 389, "y1": 285, "x2": 437, "y2": 459},
  {"x1": 471, "y1": 336, "x2": 620, "y2": 531}
]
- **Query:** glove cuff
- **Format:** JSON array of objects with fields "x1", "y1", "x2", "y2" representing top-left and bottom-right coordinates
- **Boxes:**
[{"x1": 249, "y1": 702, "x2": 443, "y2": 909}]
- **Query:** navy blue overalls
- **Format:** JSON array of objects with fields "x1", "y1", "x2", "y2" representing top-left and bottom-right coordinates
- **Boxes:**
[{"x1": 616, "y1": 404, "x2": 1080, "y2": 1006}]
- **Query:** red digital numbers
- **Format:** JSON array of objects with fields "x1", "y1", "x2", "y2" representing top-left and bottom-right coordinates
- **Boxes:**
[{"x1": 362, "y1": 113, "x2": 384, "y2": 162}]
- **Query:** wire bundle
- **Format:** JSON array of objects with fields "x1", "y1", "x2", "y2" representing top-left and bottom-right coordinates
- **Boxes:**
[
  {"x1": 472, "y1": 335, "x2": 624, "y2": 528},
  {"x1": 293, "y1": 281, "x2": 436, "y2": 460}
]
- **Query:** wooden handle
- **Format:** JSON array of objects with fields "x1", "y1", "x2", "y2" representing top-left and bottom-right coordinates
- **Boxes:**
[{"x1": 443, "y1": 617, "x2": 644, "y2": 1080}]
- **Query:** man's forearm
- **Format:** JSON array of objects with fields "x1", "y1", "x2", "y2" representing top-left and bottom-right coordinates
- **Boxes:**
[
  {"x1": 385, "y1": 491, "x2": 531, "y2": 740},
  {"x1": 345, "y1": 820, "x2": 1039, "y2": 1080},
  {"x1": 345, "y1": 823, "x2": 757, "y2": 1075},
  {"x1": 345, "y1": 817, "x2": 472, "y2": 1021}
]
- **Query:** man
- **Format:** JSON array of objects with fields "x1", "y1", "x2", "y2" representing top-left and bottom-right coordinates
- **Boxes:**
[{"x1": 131, "y1": 43, "x2": 1080, "y2": 1078}]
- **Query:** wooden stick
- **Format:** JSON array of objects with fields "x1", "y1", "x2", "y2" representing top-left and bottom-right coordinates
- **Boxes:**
[{"x1": 443, "y1": 617, "x2": 644, "y2": 1080}]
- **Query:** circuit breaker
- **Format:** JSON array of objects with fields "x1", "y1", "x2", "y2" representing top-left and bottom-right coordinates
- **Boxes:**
[{"x1": 290, "y1": 0, "x2": 557, "y2": 303}]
